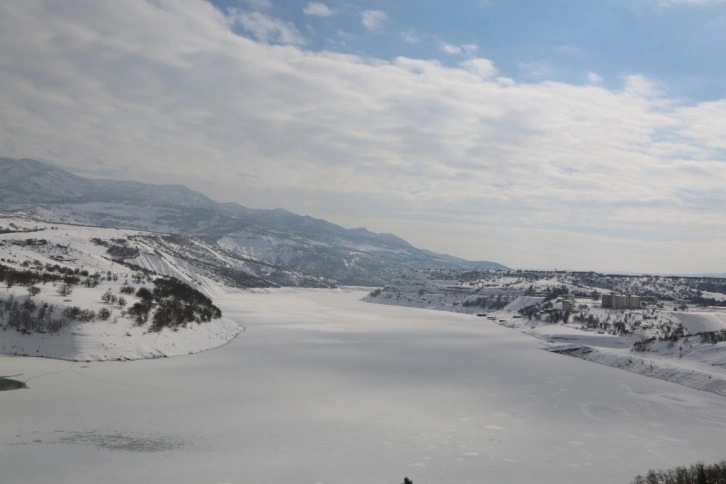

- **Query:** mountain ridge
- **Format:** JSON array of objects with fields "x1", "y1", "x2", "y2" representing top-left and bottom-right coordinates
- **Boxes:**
[{"x1": 0, "y1": 157, "x2": 507, "y2": 284}]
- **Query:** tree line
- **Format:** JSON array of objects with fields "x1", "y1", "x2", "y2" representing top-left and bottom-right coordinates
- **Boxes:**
[
  {"x1": 631, "y1": 459, "x2": 726, "y2": 484},
  {"x1": 0, "y1": 263, "x2": 81, "y2": 288}
]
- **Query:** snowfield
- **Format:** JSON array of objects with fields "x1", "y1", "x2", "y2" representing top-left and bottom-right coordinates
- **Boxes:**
[
  {"x1": 3, "y1": 289, "x2": 726, "y2": 484},
  {"x1": 670, "y1": 311, "x2": 726, "y2": 333},
  {"x1": 0, "y1": 216, "x2": 243, "y2": 360}
]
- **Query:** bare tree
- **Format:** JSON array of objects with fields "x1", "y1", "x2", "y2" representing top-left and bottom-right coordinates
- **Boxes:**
[{"x1": 57, "y1": 284, "x2": 73, "y2": 297}]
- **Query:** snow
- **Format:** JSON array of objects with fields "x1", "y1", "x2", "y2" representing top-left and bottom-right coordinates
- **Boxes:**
[
  {"x1": 3, "y1": 289, "x2": 726, "y2": 484},
  {"x1": 365, "y1": 272, "x2": 726, "y2": 399},
  {"x1": 670, "y1": 311, "x2": 726, "y2": 333},
  {"x1": 0, "y1": 216, "x2": 242, "y2": 361},
  {"x1": 0, "y1": 280, "x2": 241, "y2": 361},
  {"x1": 0, "y1": 315, "x2": 240, "y2": 361},
  {"x1": 502, "y1": 295, "x2": 544, "y2": 312}
]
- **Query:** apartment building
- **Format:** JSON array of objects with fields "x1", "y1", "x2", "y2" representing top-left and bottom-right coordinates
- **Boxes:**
[{"x1": 601, "y1": 293, "x2": 640, "y2": 309}]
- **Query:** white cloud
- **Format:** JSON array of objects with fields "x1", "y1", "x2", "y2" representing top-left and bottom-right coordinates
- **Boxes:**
[
  {"x1": 440, "y1": 42, "x2": 462, "y2": 55},
  {"x1": 461, "y1": 58, "x2": 498, "y2": 78},
  {"x1": 518, "y1": 61, "x2": 552, "y2": 77},
  {"x1": 587, "y1": 72, "x2": 603, "y2": 84},
  {"x1": 440, "y1": 42, "x2": 478, "y2": 57},
  {"x1": 623, "y1": 74, "x2": 663, "y2": 98},
  {"x1": 361, "y1": 10, "x2": 386, "y2": 31},
  {"x1": 462, "y1": 44, "x2": 478, "y2": 56},
  {"x1": 400, "y1": 30, "x2": 420, "y2": 44},
  {"x1": 303, "y1": 2, "x2": 334, "y2": 17},
  {"x1": 233, "y1": 10, "x2": 306, "y2": 45},
  {"x1": 1, "y1": 0, "x2": 726, "y2": 272}
]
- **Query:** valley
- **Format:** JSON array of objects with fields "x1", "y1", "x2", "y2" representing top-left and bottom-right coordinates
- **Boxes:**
[
  {"x1": 3, "y1": 289, "x2": 726, "y2": 484},
  {"x1": 2, "y1": 159, "x2": 726, "y2": 484}
]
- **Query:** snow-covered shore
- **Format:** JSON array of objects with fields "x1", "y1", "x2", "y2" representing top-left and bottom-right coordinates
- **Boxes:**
[
  {"x1": 0, "y1": 316, "x2": 241, "y2": 361},
  {"x1": 0, "y1": 273, "x2": 243, "y2": 362},
  {"x1": 364, "y1": 271, "x2": 726, "y2": 398},
  {"x1": 548, "y1": 343, "x2": 726, "y2": 397},
  {"x1": 376, "y1": 296, "x2": 726, "y2": 398}
]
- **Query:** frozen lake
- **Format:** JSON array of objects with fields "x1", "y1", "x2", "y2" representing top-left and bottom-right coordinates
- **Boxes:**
[{"x1": 2, "y1": 289, "x2": 726, "y2": 484}]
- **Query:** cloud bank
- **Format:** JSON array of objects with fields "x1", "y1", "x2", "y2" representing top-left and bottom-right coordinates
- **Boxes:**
[{"x1": 0, "y1": 0, "x2": 725, "y2": 273}]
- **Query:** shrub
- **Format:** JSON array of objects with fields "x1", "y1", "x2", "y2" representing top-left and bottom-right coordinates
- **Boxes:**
[
  {"x1": 101, "y1": 288, "x2": 113, "y2": 303},
  {"x1": 136, "y1": 287, "x2": 153, "y2": 300},
  {"x1": 57, "y1": 284, "x2": 73, "y2": 297},
  {"x1": 62, "y1": 306, "x2": 82, "y2": 319},
  {"x1": 700, "y1": 330, "x2": 726, "y2": 345},
  {"x1": 83, "y1": 277, "x2": 98, "y2": 288},
  {"x1": 127, "y1": 301, "x2": 151, "y2": 325},
  {"x1": 633, "y1": 337, "x2": 656, "y2": 352}
]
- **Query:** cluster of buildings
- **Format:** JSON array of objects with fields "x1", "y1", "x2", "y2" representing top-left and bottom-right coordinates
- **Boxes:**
[
  {"x1": 554, "y1": 292, "x2": 663, "y2": 312},
  {"x1": 601, "y1": 293, "x2": 641, "y2": 309}
]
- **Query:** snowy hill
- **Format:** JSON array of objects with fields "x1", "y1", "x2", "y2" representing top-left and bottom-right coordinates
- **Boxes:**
[
  {"x1": 0, "y1": 215, "x2": 334, "y2": 361},
  {"x1": 0, "y1": 158, "x2": 507, "y2": 285},
  {"x1": 364, "y1": 269, "x2": 726, "y2": 397},
  {"x1": 0, "y1": 216, "x2": 330, "y2": 291}
]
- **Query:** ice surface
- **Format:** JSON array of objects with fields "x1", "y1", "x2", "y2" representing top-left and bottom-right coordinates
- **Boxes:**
[{"x1": 2, "y1": 289, "x2": 726, "y2": 484}]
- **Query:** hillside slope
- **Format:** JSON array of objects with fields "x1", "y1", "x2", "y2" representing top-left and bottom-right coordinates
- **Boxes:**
[
  {"x1": 0, "y1": 158, "x2": 507, "y2": 284},
  {"x1": 0, "y1": 216, "x2": 249, "y2": 361}
]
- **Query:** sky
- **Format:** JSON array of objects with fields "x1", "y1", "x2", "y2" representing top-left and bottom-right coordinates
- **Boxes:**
[{"x1": 1, "y1": 0, "x2": 726, "y2": 274}]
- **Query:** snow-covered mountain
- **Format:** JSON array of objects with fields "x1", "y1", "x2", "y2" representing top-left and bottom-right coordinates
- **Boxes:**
[
  {"x1": 0, "y1": 157, "x2": 507, "y2": 284},
  {"x1": 0, "y1": 215, "x2": 329, "y2": 291},
  {"x1": 0, "y1": 158, "x2": 219, "y2": 208}
]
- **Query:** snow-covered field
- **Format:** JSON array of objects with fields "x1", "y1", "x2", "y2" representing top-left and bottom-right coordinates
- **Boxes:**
[
  {"x1": 3, "y1": 289, "x2": 726, "y2": 484},
  {"x1": 671, "y1": 311, "x2": 726, "y2": 333}
]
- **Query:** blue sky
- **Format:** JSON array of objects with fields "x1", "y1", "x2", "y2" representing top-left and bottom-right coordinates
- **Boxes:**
[
  {"x1": 222, "y1": 0, "x2": 726, "y2": 100},
  {"x1": 1, "y1": 0, "x2": 726, "y2": 273}
]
